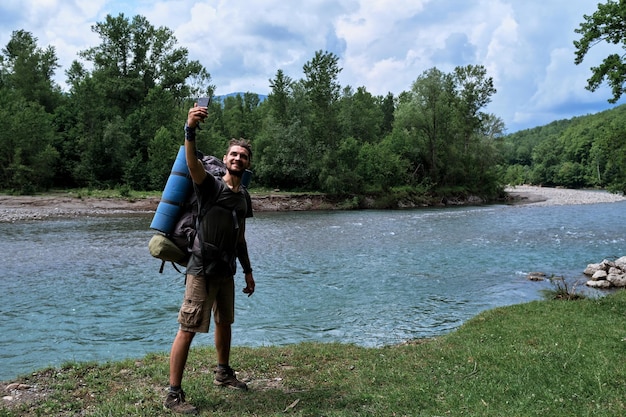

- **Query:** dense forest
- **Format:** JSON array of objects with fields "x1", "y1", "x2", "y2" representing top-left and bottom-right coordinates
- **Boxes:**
[
  {"x1": 500, "y1": 104, "x2": 626, "y2": 193},
  {"x1": 1, "y1": 13, "x2": 625, "y2": 203}
]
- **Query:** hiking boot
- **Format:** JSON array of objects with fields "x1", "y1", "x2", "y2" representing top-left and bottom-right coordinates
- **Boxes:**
[
  {"x1": 214, "y1": 365, "x2": 248, "y2": 390},
  {"x1": 164, "y1": 389, "x2": 198, "y2": 414}
]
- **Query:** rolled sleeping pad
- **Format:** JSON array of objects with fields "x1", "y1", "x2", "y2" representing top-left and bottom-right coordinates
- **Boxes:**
[{"x1": 150, "y1": 146, "x2": 192, "y2": 234}]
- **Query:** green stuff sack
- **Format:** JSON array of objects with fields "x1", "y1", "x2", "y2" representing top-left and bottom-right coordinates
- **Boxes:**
[{"x1": 148, "y1": 234, "x2": 187, "y2": 273}]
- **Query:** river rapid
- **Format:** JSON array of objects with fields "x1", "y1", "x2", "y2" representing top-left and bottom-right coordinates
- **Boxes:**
[{"x1": 1, "y1": 200, "x2": 624, "y2": 381}]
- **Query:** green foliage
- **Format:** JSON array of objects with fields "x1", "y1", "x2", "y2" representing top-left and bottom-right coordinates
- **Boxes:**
[
  {"x1": 574, "y1": 0, "x2": 626, "y2": 103},
  {"x1": 253, "y1": 119, "x2": 317, "y2": 190},
  {"x1": 0, "y1": 90, "x2": 59, "y2": 193},
  {"x1": 0, "y1": 30, "x2": 62, "y2": 112},
  {"x1": 503, "y1": 105, "x2": 626, "y2": 192},
  {"x1": 302, "y1": 50, "x2": 342, "y2": 151},
  {"x1": 501, "y1": 164, "x2": 531, "y2": 185},
  {"x1": 356, "y1": 139, "x2": 409, "y2": 192},
  {"x1": 147, "y1": 127, "x2": 179, "y2": 190},
  {"x1": 267, "y1": 69, "x2": 293, "y2": 126},
  {"x1": 338, "y1": 86, "x2": 383, "y2": 143},
  {"x1": 80, "y1": 14, "x2": 205, "y2": 109},
  {"x1": 0, "y1": 15, "x2": 537, "y2": 199},
  {"x1": 318, "y1": 137, "x2": 363, "y2": 194},
  {"x1": 72, "y1": 116, "x2": 132, "y2": 188},
  {"x1": 123, "y1": 152, "x2": 148, "y2": 190},
  {"x1": 391, "y1": 65, "x2": 504, "y2": 194},
  {"x1": 542, "y1": 276, "x2": 586, "y2": 301}
]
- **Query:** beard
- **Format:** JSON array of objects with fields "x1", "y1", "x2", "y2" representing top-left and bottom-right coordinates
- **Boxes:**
[{"x1": 228, "y1": 167, "x2": 244, "y2": 178}]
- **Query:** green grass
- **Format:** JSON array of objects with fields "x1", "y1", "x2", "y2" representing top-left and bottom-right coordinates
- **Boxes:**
[
  {"x1": 64, "y1": 188, "x2": 162, "y2": 200},
  {"x1": 2, "y1": 291, "x2": 626, "y2": 416}
]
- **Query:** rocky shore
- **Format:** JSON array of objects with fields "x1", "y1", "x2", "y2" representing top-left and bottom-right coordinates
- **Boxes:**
[
  {"x1": 504, "y1": 185, "x2": 626, "y2": 207},
  {"x1": 0, "y1": 186, "x2": 624, "y2": 223},
  {"x1": 0, "y1": 193, "x2": 334, "y2": 223},
  {"x1": 584, "y1": 256, "x2": 626, "y2": 289}
]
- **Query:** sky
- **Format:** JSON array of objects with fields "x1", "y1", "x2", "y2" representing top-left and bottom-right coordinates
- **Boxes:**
[{"x1": 1, "y1": 0, "x2": 624, "y2": 133}]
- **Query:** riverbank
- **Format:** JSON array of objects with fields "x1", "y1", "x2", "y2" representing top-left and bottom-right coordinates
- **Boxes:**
[
  {"x1": 3, "y1": 290, "x2": 626, "y2": 416},
  {"x1": 504, "y1": 185, "x2": 626, "y2": 206},
  {"x1": 0, "y1": 186, "x2": 624, "y2": 223}
]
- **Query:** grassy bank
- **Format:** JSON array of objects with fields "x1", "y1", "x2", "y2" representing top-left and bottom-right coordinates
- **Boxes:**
[{"x1": 2, "y1": 291, "x2": 625, "y2": 416}]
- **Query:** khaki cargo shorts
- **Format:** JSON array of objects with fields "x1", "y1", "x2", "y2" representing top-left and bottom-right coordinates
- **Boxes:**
[{"x1": 177, "y1": 274, "x2": 235, "y2": 333}]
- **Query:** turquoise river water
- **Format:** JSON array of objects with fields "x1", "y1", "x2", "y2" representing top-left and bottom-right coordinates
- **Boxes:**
[{"x1": 0, "y1": 200, "x2": 624, "y2": 381}]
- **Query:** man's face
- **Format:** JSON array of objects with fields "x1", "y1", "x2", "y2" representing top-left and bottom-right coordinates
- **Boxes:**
[{"x1": 224, "y1": 145, "x2": 250, "y2": 176}]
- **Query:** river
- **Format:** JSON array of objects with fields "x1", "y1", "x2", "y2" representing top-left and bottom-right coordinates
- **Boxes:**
[{"x1": 0, "y1": 201, "x2": 624, "y2": 381}]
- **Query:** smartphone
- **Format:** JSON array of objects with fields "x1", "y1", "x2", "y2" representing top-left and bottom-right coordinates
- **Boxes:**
[{"x1": 197, "y1": 97, "x2": 211, "y2": 107}]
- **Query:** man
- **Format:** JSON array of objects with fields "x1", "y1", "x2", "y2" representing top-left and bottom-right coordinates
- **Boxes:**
[{"x1": 164, "y1": 103, "x2": 256, "y2": 414}]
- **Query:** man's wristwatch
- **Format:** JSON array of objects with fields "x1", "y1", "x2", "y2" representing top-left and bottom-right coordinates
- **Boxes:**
[{"x1": 184, "y1": 123, "x2": 196, "y2": 142}]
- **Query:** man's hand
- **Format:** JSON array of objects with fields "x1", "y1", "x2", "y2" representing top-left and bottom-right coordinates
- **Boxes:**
[
  {"x1": 187, "y1": 103, "x2": 208, "y2": 128},
  {"x1": 243, "y1": 272, "x2": 255, "y2": 297}
]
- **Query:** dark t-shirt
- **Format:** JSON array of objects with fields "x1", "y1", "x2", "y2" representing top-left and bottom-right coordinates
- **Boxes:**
[{"x1": 186, "y1": 173, "x2": 252, "y2": 277}]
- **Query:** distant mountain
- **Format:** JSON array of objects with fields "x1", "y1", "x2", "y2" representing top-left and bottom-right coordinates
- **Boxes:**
[{"x1": 214, "y1": 92, "x2": 268, "y2": 103}]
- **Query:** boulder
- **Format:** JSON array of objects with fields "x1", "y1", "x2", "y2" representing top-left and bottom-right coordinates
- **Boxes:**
[
  {"x1": 602, "y1": 260, "x2": 616, "y2": 269},
  {"x1": 607, "y1": 273, "x2": 626, "y2": 287},
  {"x1": 586, "y1": 279, "x2": 612, "y2": 288},
  {"x1": 527, "y1": 272, "x2": 546, "y2": 281},
  {"x1": 591, "y1": 270, "x2": 608, "y2": 280},
  {"x1": 584, "y1": 255, "x2": 626, "y2": 289},
  {"x1": 583, "y1": 263, "x2": 602, "y2": 276}
]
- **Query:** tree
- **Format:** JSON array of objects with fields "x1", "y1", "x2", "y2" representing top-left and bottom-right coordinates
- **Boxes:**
[
  {"x1": 80, "y1": 14, "x2": 206, "y2": 111},
  {"x1": 380, "y1": 92, "x2": 395, "y2": 135},
  {"x1": 393, "y1": 66, "x2": 502, "y2": 194},
  {"x1": 0, "y1": 30, "x2": 62, "y2": 112},
  {"x1": 73, "y1": 116, "x2": 132, "y2": 188},
  {"x1": 267, "y1": 69, "x2": 293, "y2": 126},
  {"x1": 357, "y1": 138, "x2": 409, "y2": 192},
  {"x1": 574, "y1": 0, "x2": 626, "y2": 103},
  {"x1": 148, "y1": 126, "x2": 179, "y2": 190},
  {"x1": 394, "y1": 67, "x2": 456, "y2": 184},
  {"x1": 65, "y1": 13, "x2": 211, "y2": 189},
  {"x1": 253, "y1": 118, "x2": 316, "y2": 189},
  {"x1": 0, "y1": 31, "x2": 61, "y2": 193},
  {"x1": 302, "y1": 50, "x2": 342, "y2": 149},
  {"x1": 337, "y1": 86, "x2": 383, "y2": 143},
  {"x1": 453, "y1": 64, "x2": 496, "y2": 152},
  {"x1": 221, "y1": 93, "x2": 263, "y2": 141},
  {"x1": 452, "y1": 65, "x2": 500, "y2": 190},
  {"x1": 256, "y1": 72, "x2": 312, "y2": 189},
  {"x1": 319, "y1": 137, "x2": 363, "y2": 194},
  {"x1": 589, "y1": 113, "x2": 626, "y2": 192},
  {"x1": 0, "y1": 91, "x2": 59, "y2": 193}
]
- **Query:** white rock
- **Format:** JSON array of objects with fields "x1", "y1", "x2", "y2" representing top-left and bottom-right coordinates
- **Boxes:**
[
  {"x1": 592, "y1": 270, "x2": 608, "y2": 280},
  {"x1": 586, "y1": 279, "x2": 613, "y2": 288},
  {"x1": 5, "y1": 383, "x2": 31, "y2": 391},
  {"x1": 601, "y1": 260, "x2": 615, "y2": 270},
  {"x1": 527, "y1": 272, "x2": 546, "y2": 281},
  {"x1": 584, "y1": 263, "x2": 602, "y2": 276},
  {"x1": 607, "y1": 274, "x2": 626, "y2": 287}
]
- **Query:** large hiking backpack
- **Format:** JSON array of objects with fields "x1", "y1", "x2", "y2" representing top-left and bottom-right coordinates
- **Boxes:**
[{"x1": 148, "y1": 152, "x2": 244, "y2": 273}]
